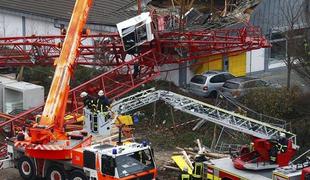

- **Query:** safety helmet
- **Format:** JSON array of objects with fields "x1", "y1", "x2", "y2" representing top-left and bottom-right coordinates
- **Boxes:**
[
  {"x1": 280, "y1": 132, "x2": 286, "y2": 138},
  {"x1": 98, "y1": 90, "x2": 104, "y2": 96},
  {"x1": 80, "y1": 91, "x2": 88, "y2": 98}
]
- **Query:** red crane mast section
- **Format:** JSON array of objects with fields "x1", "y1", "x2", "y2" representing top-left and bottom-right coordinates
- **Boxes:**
[{"x1": 0, "y1": 27, "x2": 268, "y2": 66}]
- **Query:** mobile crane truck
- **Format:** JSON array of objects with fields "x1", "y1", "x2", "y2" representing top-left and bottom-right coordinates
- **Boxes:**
[{"x1": 0, "y1": 0, "x2": 157, "y2": 179}]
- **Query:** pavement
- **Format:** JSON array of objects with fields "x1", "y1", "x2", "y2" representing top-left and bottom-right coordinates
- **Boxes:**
[
  {"x1": 0, "y1": 168, "x2": 21, "y2": 180},
  {"x1": 249, "y1": 67, "x2": 310, "y2": 93}
]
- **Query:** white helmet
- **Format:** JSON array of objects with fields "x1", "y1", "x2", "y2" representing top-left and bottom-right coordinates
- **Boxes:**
[
  {"x1": 98, "y1": 90, "x2": 104, "y2": 96},
  {"x1": 80, "y1": 91, "x2": 88, "y2": 98},
  {"x1": 280, "y1": 132, "x2": 286, "y2": 138}
]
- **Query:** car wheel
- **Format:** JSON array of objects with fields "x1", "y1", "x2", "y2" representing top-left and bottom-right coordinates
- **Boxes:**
[
  {"x1": 69, "y1": 169, "x2": 87, "y2": 180},
  {"x1": 17, "y1": 156, "x2": 37, "y2": 180},
  {"x1": 209, "y1": 91, "x2": 218, "y2": 98},
  {"x1": 46, "y1": 164, "x2": 66, "y2": 180}
]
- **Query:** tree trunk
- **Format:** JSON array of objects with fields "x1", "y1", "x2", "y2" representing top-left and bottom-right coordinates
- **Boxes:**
[{"x1": 287, "y1": 61, "x2": 292, "y2": 90}]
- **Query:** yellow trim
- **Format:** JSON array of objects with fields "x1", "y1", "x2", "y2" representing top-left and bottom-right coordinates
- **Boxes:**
[
  {"x1": 273, "y1": 172, "x2": 289, "y2": 179},
  {"x1": 208, "y1": 164, "x2": 246, "y2": 179},
  {"x1": 228, "y1": 52, "x2": 246, "y2": 77},
  {"x1": 207, "y1": 173, "x2": 221, "y2": 180}
]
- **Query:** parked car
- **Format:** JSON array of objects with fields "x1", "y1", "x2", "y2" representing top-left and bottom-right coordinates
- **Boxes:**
[
  {"x1": 221, "y1": 77, "x2": 270, "y2": 98},
  {"x1": 189, "y1": 71, "x2": 235, "y2": 97}
]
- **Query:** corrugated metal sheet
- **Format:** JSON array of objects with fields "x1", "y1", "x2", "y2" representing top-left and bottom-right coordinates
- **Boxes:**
[
  {"x1": 250, "y1": 0, "x2": 308, "y2": 35},
  {"x1": 0, "y1": 0, "x2": 137, "y2": 26}
]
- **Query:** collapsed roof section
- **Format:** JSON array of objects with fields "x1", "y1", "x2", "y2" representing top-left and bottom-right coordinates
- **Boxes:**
[{"x1": 148, "y1": 0, "x2": 262, "y2": 30}]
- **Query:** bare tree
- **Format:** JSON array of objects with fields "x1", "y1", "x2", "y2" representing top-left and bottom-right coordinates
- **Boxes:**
[
  {"x1": 292, "y1": 0, "x2": 310, "y2": 83},
  {"x1": 276, "y1": 0, "x2": 305, "y2": 89}
]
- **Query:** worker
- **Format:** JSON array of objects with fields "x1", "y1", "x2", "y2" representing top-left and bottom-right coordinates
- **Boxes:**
[
  {"x1": 96, "y1": 90, "x2": 110, "y2": 113},
  {"x1": 60, "y1": 24, "x2": 66, "y2": 35},
  {"x1": 179, "y1": 167, "x2": 191, "y2": 180},
  {"x1": 269, "y1": 144, "x2": 278, "y2": 164},
  {"x1": 16, "y1": 127, "x2": 29, "y2": 141},
  {"x1": 80, "y1": 91, "x2": 96, "y2": 112},
  {"x1": 133, "y1": 61, "x2": 141, "y2": 79},
  {"x1": 276, "y1": 132, "x2": 288, "y2": 153},
  {"x1": 304, "y1": 39, "x2": 310, "y2": 56},
  {"x1": 249, "y1": 142, "x2": 255, "y2": 152},
  {"x1": 134, "y1": 150, "x2": 150, "y2": 165},
  {"x1": 236, "y1": 106, "x2": 247, "y2": 116},
  {"x1": 192, "y1": 154, "x2": 206, "y2": 180}
]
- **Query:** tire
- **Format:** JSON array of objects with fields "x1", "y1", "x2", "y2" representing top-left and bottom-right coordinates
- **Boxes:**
[
  {"x1": 46, "y1": 165, "x2": 66, "y2": 180},
  {"x1": 69, "y1": 170, "x2": 87, "y2": 180},
  {"x1": 17, "y1": 156, "x2": 37, "y2": 180},
  {"x1": 208, "y1": 91, "x2": 218, "y2": 98}
]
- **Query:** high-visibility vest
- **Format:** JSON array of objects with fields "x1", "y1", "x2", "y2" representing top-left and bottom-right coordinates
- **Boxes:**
[
  {"x1": 181, "y1": 174, "x2": 190, "y2": 180},
  {"x1": 192, "y1": 162, "x2": 203, "y2": 179},
  {"x1": 270, "y1": 156, "x2": 276, "y2": 161}
]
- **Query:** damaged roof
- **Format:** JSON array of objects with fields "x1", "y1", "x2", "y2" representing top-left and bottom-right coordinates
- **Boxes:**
[{"x1": 0, "y1": 0, "x2": 138, "y2": 26}]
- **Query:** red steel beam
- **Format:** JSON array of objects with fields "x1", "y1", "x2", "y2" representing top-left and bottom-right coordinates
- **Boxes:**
[{"x1": 0, "y1": 26, "x2": 269, "y2": 67}]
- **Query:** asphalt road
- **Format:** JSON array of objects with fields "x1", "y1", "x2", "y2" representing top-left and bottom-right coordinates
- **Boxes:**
[{"x1": 251, "y1": 67, "x2": 310, "y2": 93}]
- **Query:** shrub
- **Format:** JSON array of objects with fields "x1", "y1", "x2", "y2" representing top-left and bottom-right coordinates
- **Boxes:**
[{"x1": 239, "y1": 86, "x2": 301, "y2": 118}]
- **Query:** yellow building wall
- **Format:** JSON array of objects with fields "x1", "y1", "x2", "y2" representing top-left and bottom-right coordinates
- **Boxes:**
[
  {"x1": 194, "y1": 55, "x2": 222, "y2": 74},
  {"x1": 194, "y1": 53, "x2": 246, "y2": 77},
  {"x1": 228, "y1": 53, "x2": 246, "y2": 77}
]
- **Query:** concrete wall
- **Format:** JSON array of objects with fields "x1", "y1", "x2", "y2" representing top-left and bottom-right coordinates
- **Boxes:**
[
  {"x1": 0, "y1": 11, "x2": 61, "y2": 37},
  {"x1": 0, "y1": 12, "x2": 22, "y2": 37},
  {"x1": 159, "y1": 64, "x2": 180, "y2": 86},
  {"x1": 158, "y1": 63, "x2": 195, "y2": 87},
  {"x1": 0, "y1": 9, "x2": 116, "y2": 37},
  {"x1": 25, "y1": 17, "x2": 59, "y2": 36}
]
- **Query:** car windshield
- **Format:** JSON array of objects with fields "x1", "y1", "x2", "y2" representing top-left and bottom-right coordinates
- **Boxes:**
[
  {"x1": 223, "y1": 82, "x2": 240, "y2": 89},
  {"x1": 224, "y1": 73, "x2": 235, "y2": 80},
  {"x1": 190, "y1": 75, "x2": 207, "y2": 84},
  {"x1": 115, "y1": 149, "x2": 155, "y2": 178}
]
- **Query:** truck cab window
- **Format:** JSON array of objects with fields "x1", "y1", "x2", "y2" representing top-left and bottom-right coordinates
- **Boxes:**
[{"x1": 101, "y1": 155, "x2": 115, "y2": 176}]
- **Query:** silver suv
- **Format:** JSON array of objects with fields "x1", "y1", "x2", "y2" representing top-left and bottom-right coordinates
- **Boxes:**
[
  {"x1": 221, "y1": 77, "x2": 270, "y2": 98},
  {"x1": 189, "y1": 71, "x2": 235, "y2": 97}
]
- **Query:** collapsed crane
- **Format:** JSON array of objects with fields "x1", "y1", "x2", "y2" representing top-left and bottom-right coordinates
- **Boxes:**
[
  {"x1": 0, "y1": 1, "x2": 272, "y2": 179},
  {"x1": 0, "y1": 0, "x2": 157, "y2": 180}
]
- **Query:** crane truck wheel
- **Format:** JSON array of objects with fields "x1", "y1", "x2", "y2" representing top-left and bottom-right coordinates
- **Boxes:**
[
  {"x1": 69, "y1": 169, "x2": 87, "y2": 180},
  {"x1": 17, "y1": 156, "x2": 36, "y2": 180},
  {"x1": 46, "y1": 165, "x2": 66, "y2": 180}
]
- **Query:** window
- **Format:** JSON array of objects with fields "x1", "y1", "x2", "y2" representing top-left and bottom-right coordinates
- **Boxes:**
[
  {"x1": 210, "y1": 75, "x2": 226, "y2": 83},
  {"x1": 223, "y1": 82, "x2": 239, "y2": 89},
  {"x1": 255, "y1": 80, "x2": 268, "y2": 87},
  {"x1": 270, "y1": 40, "x2": 286, "y2": 64},
  {"x1": 223, "y1": 73, "x2": 235, "y2": 80},
  {"x1": 101, "y1": 155, "x2": 115, "y2": 176},
  {"x1": 243, "y1": 81, "x2": 257, "y2": 89},
  {"x1": 115, "y1": 149, "x2": 155, "y2": 178},
  {"x1": 190, "y1": 75, "x2": 207, "y2": 84},
  {"x1": 83, "y1": 150, "x2": 96, "y2": 169}
]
